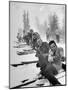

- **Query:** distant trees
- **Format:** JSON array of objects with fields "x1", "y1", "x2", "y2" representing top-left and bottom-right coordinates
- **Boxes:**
[
  {"x1": 16, "y1": 10, "x2": 30, "y2": 43},
  {"x1": 49, "y1": 13, "x2": 58, "y2": 32},
  {"x1": 16, "y1": 11, "x2": 65, "y2": 44},
  {"x1": 46, "y1": 13, "x2": 60, "y2": 42},
  {"x1": 35, "y1": 13, "x2": 65, "y2": 43},
  {"x1": 17, "y1": 28, "x2": 23, "y2": 42},
  {"x1": 35, "y1": 16, "x2": 48, "y2": 39},
  {"x1": 23, "y1": 11, "x2": 30, "y2": 36},
  {"x1": 47, "y1": 13, "x2": 65, "y2": 43},
  {"x1": 61, "y1": 19, "x2": 65, "y2": 43}
]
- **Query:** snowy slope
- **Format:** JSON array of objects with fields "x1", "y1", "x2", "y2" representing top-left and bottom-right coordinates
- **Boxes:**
[{"x1": 10, "y1": 42, "x2": 66, "y2": 88}]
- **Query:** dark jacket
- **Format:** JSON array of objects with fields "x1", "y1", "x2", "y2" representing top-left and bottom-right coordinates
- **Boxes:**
[{"x1": 36, "y1": 42, "x2": 49, "y2": 68}]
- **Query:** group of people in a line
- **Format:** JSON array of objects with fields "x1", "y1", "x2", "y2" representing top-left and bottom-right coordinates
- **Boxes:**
[
  {"x1": 23, "y1": 29, "x2": 66, "y2": 86},
  {"x1": 23, "y1": 29, "x2": 41, "y2": 49}
]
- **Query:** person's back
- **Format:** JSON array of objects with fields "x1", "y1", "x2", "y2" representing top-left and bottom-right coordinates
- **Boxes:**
[
  {"x1": 36, "y1": 42, "x2": 49, "y2": 68},
  {"x1": 32, "y1": 32, "x2": 40, "y2": 49}
]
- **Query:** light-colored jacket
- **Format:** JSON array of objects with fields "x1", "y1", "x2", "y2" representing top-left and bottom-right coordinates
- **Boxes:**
[{"x1": 48, "y1": 47, "x2": 63, "y2": 72}]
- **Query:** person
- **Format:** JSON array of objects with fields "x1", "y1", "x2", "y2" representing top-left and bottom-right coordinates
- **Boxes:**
[
  {"x1": 49, "y1": 40, "x2": 66, "y2": 72},
  {"x1": 36, "y1": 39, "x2": 61, "y2": 86},
  {"x1": 23, "y1": 29, "x2": 34, "y2": 45},
  {"x1": 23, "y1": 34, "x2": 30, "y2": 45},
  {"x1": 32, "y1": 32, "x2": 41, "y2": 49},
  {"x1": 27, "y1": 29, "x2": 34, "y2": 45}
]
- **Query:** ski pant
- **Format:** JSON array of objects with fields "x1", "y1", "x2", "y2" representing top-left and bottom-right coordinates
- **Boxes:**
[
  {"x1": 40, "y1": 64, "x2": 61, "y2": 86},
  {"x1": 62, "y1": 63, "x2": 66, "y2": 71}
]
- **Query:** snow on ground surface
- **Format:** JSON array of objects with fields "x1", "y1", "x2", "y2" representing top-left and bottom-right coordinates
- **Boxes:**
[
  {"x1": 10, "y1": 42, "x2": 66, "y2": 88},
  {"x1": 10, "y1": 63, "x2": 40, "y2": 88},
  {"x1": 10, "y1": 44, "x2": 38, "y2": 64}
]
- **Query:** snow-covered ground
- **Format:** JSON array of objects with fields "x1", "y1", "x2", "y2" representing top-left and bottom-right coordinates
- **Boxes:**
[
  {"x1": 10, "y1": 44, "x2": 38, "y2": 64},
  {"x1": 10, "y1": 42, "x2": 66, "y2": 88},
  {"x1": 10, "y1": 43, "x2": 39, "y2": 88}
]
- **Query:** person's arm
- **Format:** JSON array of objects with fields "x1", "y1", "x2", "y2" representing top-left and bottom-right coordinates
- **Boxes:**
[
  {"x1": 48, "y1": 55, "x2": 54, "y2": 63},
  {"x1": 53, "y1": 56, "x2": 60, "y2": 62},
  {"x1": 53, "y1": 50, "x2": 61, "y2": 62}
]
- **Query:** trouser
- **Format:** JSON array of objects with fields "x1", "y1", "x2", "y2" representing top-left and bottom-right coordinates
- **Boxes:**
[
  {"x1": 62, "y1": 63, "x2": 66, "y2": 71},
  {"x1": 40, "y1": 64, "x2": 61, "y2": 86}
]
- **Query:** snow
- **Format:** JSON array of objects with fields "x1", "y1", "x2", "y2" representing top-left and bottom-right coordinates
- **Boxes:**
[
  {"x1": 10, "y1": 42, "x2": 66, "y2": 88},
  {"x1": 10, "y1": 44, "x2": 38, "y2": 64}
]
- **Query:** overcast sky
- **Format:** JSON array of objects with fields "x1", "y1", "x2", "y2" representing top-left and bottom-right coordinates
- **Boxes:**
[{"x1": 10, "y1": 2, "x2": 65, "y2": 42}]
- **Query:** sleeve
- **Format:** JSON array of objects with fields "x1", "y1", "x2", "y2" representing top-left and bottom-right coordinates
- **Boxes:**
[{"x1": 53, "y1": 49, "x2": 61, "y2": 63}]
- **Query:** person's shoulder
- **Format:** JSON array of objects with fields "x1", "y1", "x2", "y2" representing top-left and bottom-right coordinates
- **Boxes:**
[
  {"x1": 42, "y1": 42, "x2": 49, "y2": 49},
  {"x1": 56, "y1": 47, "x2": 63, "y2": 55},
  {"x1": 56, "y1": 47, "x2": 60, "y2": 53},
  {"x1": 42, "y1": 42, "x2": 48, "y2": 45},
  {"x1": 57, "y1": 47, "x2": 63, "y2": 52}
]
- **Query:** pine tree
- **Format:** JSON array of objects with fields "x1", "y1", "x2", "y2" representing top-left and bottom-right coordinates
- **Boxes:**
[
  {"x1": 26, "y1": 11, "x2": 30, "y2": 31},
  {"x1": 49, "y1": 13, "x2": 58, "y2": 33},
  {"x1": 23, "y1": 11, "x2": 30, "y2": 35},
  {"x1": 48, "y1": 13, "x2": 59, "y2": 41}
]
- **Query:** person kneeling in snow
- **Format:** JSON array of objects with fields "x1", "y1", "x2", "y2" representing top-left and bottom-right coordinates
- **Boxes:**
[
  {"x1": 36, "y1": 40, "x2": 61, "y2": 86},
  {"x1": 49, "y1": 40, "x2": 66, "y2": 72}
]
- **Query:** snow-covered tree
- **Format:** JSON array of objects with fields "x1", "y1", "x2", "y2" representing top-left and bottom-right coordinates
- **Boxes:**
[{"x1": 48, "y1": 13, "x2": 60, "y2": 42}]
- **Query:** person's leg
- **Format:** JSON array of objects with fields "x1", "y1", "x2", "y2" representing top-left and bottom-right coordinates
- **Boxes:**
[
  {"x1": 44, "y1": 72, "x2": 61, "y2": 86},
  {"x1": 41, "y1": 64, "x2": 61, "y2": 86},
  {"x1": 62, "y1": 63, "x2": 66, "y2": 71}
]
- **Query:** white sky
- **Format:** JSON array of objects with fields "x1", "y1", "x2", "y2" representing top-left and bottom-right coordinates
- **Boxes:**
[{"x1": 10, "y1": 2, "x2": 65, "y2": 42}]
